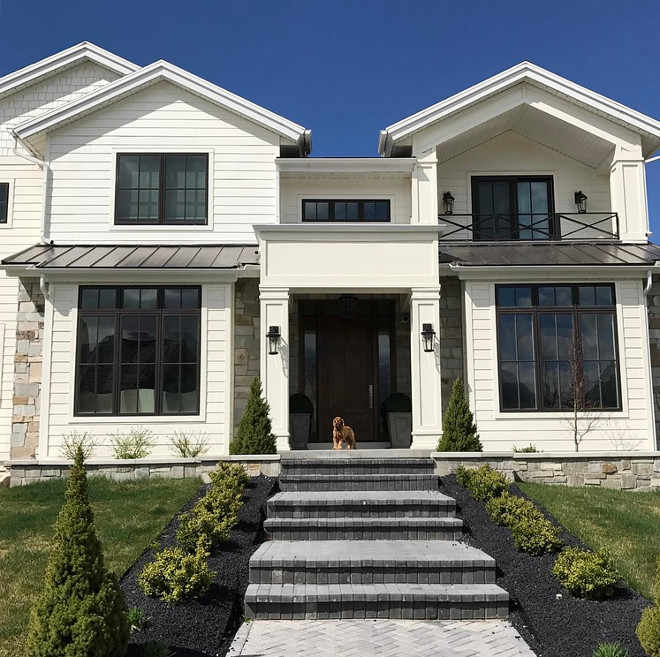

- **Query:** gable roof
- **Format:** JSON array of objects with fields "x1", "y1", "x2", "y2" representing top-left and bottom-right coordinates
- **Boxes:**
[
  {"x1": 14, "y1": 59, "x2": 311, "y2": 153},
  {"x1": 378, "y1": 61, "x2": 660, "y2": 157},
  {"x1": 0, "y1": 41, "x2": 138, "y2": 100}
]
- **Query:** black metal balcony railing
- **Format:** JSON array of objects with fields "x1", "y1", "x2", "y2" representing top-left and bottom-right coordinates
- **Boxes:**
[{"x1": 437, "y1": 212, "x2": 619, "y2": 241}]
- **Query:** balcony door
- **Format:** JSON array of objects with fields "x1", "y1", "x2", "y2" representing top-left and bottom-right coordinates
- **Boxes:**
[{"x1": 471, "y1": 176, "x2": 555, "y2": 240}]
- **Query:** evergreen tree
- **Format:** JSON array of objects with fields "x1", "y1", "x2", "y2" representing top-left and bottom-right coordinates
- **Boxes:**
[
  {"x1": 25, "y1": 447, "x2": 129, "y2": 657},
  {"x1": 230, "y1": 377, "x2": 277, "y2": 454},
  {"x1": 438, "y1": 377, "x2": 483, "y2": 452}
]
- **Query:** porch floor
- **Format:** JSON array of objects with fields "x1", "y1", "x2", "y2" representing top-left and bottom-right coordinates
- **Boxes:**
[{"x1": 280, "y1": 449, "x2": 433, "y2": 459}]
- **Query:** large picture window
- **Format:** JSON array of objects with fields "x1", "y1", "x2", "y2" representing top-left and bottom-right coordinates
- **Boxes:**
[
  {"x1": 496, "y1": 284, "x2": 620, "y2": 412},
  {"x1": 76, "y1": 286, "x2": 201, "y2": 416},
  {"x1": 115, "y1": 154, "x2": 208, "y2": 225}
]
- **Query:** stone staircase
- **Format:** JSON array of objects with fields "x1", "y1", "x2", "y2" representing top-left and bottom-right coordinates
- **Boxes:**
[{"x1": 244, "y1": 455, "x2": 509, "y2": 620}]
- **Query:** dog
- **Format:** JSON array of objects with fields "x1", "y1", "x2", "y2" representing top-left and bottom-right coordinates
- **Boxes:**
[{"x1": 332, "y1": 416, "x2": 357, "y2": 450}]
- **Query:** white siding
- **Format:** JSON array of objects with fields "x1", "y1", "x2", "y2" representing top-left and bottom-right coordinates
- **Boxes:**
[
  {"x1": 279, "y1": 178, "x2": 412, "y2": 224},
  {"x1": 47, "y1": 81, "x2": 280, "y2": 244},
  {"x1": 463, "y1": 278, "x2": 655, "y2": 451},
  {"x1": 43, "y1": 280, "x2": 234, "y2": 457}
]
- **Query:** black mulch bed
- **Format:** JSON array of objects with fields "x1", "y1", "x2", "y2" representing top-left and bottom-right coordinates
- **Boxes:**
[
  {"x1": 121, "y1": 475, "x2": 276, "y2": 657},
  {"x1": 441, "y1": 474, "x2": 650, "y2": 657}
]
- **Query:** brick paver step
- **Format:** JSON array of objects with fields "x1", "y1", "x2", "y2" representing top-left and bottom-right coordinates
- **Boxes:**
[
  {"x1": 244, "y1": 583, "x2": 510, "y2": 620},
  {"x1": 281, "y1": 458, "x2": 435, "y2": 475},
  {"x1": 268, "y1": 491, "x2": 456, "y2": 518},
  {"x1": 250, "y1": 540, "x2": 496, "y2": 585},
  {"x1": 279, "y1": 473, "x2": 438, "y2": 492},
  {"x1": 264, "y1": 516, "x2": 463, "y2": 540}
]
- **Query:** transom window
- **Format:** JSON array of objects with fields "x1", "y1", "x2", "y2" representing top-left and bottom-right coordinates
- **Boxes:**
[
  {"x1": 115, "y1": 154, "x2": 208, "y2": 225},
  {"x1": 0, "y1": 183, "x2": 9, "y2": 223},
  {"x1": 302, "y1": 199, "x2": 391, "y2": 222},
  {"x1": 76, "y1": 286, "x2": 201, "y2": 416},
  {"x1": 496, "y1": 284, "x2": 620, "y2": 412}
]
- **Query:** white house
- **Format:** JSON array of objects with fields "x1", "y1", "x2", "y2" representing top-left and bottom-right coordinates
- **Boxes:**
[{"x1": 1, "y1": 43, "x2": 660, "y2": 469}]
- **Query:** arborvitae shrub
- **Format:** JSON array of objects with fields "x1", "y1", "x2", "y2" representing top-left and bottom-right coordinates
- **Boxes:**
[
  {"x1": 25, "y1": 447, "x2": 129, "y2": 657},
  {"x1": 438, "y1": 378, "x2": 482, "y2": 451},
  {"x1": 552, "y1": 547, "x2": 619, "y2": 599},
  {"x1": 230, "y1": 377, "x2": 277, "y2": 454}
]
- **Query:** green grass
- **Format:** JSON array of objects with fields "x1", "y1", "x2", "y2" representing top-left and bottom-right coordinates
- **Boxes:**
[
  {"x1": 0, "y1": 475, "x2": 201, "y2": 657},
  {"x1": 519, "y1": 482, "x2": 660, "y2": 601}
]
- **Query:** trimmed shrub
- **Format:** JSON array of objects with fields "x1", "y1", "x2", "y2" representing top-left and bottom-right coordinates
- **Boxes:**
[
  {"x1": 637, "y1": 606, "x2": 660, "y2": 657},
  {"x1": 25, "y1": 447, "x2": 129, "y2": 657},
  {"x1": 230, "y1": 377, "x2": 277, "y2": 454},
  {"x1": 456, "y1": 464, "x2": 508, "y2": 501},
  {"x1": 552, "y1": 547, "x2": 619, "y2": 600},
  {"x1": 210, "y1": 462, "x2": 251, "y2": 490},
  {"x1": 592, "y1": 643, "x2": 628, "y2": 657},
  {"x1": 138, "y1": 547, "x2": 213, "y2": 603},
  {"x1": 438, "y1": 378, "x2": 482, "y2": 452},
  {"x1": 486, "y1": 492, "x2": 540, "y2": 526},
  {"x1": 511, "y1": 515, "x2": 562, "y2": 555}
]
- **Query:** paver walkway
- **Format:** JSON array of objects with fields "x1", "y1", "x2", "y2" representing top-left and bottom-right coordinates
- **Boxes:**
[{"x1": 228, "y1": 619, "x2": 536, "y2": 657}]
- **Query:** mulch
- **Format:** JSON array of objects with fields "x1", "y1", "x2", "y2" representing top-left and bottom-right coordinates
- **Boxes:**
[
  {"x1": 121, "y1": 475, "x2": 276, "y2": 657},
  {"x1": 441, "y1": 474, "x2": 651, "y2": 657}
]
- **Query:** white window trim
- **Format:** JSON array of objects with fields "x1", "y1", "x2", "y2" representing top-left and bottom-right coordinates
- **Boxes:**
[
  {"x1": 296, "y1": 193, "x2": 396, "y2": 223},
  {"x1": 108, "y1": 148, "x2": 215, "y2": 232}
]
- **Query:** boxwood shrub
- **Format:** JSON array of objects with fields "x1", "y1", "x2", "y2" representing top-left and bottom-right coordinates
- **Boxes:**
[
  {"x1": 455, "y1": 465, "x2": 508, "y2": 501},
  {"x1": 552, "y1": 547, "x2": 619, "y2": 600},
  {"x1": 637, "y1": 606, "x2": 660, "y2": 657},
  {"x1": 511, "y1": 515, "x2": 562, "y2": 555},
  {"x1": 485, "y1": 491, "x2": 539, "y2": 526}
]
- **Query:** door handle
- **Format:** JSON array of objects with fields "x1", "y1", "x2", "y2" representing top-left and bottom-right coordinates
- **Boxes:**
[{"x1": 369, "y1": 384, "x2": 374, "y2": 409}]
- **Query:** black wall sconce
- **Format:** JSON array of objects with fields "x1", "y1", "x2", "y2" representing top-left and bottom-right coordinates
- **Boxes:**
[
  {"x1": 266, "y1": 325, "x2": 281, "y2": 355},
  {"x1": 421, "y1": 323, "x2": 436, "y2": 352},
  {"x1": 574, "y1": 191, "x2": 588, "y2": 214},
  {"x1": 339, "y1": 294, "x2": 358, "y2": 321},
  {"x1": 443, "y1": 191, "x2": 455, "y2": 215}
]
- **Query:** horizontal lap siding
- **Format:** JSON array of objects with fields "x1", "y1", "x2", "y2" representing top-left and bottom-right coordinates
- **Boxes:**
[
  {"x1": 464, "y1": 279, "x2": 654, "y2": 451},
  {"x1": 47, "y1": 82, "x2": 279, "y2": 244},
  {"x1": 45, "y1": 282, "x2": 233, "y2": 457}
]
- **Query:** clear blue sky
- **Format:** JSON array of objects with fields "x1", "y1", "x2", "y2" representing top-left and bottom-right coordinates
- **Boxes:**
[{"x1": 2, "y1": 0, "x2": 660, "y2": 234}]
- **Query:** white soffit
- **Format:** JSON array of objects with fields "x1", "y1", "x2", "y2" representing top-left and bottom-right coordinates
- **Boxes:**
[
  {"x1": 0, "y1": 41, "x2": 138, "y2": 100},
  {"x1": 14, "y1": 59, "x2": 310, "y2": 148},
  {"x1": 277, "y1": 157, "x2": 414, "y2": 179},
  {"x1": 379, "y1": 62, "x2": 660, "y2": 157}
]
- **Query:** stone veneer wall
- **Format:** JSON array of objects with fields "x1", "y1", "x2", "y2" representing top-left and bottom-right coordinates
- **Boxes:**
[
  {"x1": 233, "y1": 279, "x2": 261, "y2": 434},
  {"x1": 648, "y1": 282, "x2": 660, "y2": 441},
  {"x1": 433, "y1": 452, "x2": 660, "y2": 491},
  {"x1": 10, "y1": 279, "x2": 44, "y2": 459},
  {"x1": 439, "y1": 276, "x2": 464, "y2": 412}
]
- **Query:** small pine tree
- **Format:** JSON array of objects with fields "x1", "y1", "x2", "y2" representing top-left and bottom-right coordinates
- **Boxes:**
[
  {"x1": 25, "y1": 447, "x2": 129, "y2": 657},
  {"x1": 438, "y1": 377, "x2": 483, "y2": 452},
  {"x1": 230, "y1": 376, "x2": 277, "y2": 454}
]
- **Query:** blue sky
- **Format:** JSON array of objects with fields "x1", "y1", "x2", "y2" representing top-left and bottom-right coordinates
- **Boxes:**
[{"x1": 2, "y1": 0, "x2": 660, "y2": 233}]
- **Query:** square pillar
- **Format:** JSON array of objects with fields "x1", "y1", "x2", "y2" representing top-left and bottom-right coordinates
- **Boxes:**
[
  {"x1": 410, "y1": 286, "x2": 443, "y2": 449},
  {"x1": 259, "y1": 287, "x2": 290, "y2": 451}
]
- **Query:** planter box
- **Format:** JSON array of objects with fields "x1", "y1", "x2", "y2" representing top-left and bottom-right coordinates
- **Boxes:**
[
  {"x1": 387, "y1": 412, "x2": 412, "y2": 448},
  {"x1": 290, "y1": 413, "x2": 311, "y2": 450}
]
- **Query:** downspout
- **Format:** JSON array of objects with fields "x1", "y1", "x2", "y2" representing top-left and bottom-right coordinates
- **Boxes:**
[
  {"x1": 9, "y1": 129, "x2": 51, "y2": 245},
  {"x1": 39, "y1": 274, "x2": 50, "y2": 303}
]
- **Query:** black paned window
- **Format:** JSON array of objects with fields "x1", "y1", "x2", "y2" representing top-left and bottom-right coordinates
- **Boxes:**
[
  {"x1": 496, "y1": 284, "x2": 620, "y2": 411},
  {"x1": 115, "y1": 154, "x2": 208, "y2": 225},
  {"x1": 302, "y1": 199, "x2": 390, "y2": 222},
  {"x1": 0, "y1": 183, "x2": 9, "y2": 223},
  {"x1": 76, "y1": 286, "x2": 201, "y2": 416}
]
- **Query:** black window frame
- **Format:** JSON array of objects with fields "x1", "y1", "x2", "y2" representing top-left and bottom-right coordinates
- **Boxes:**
[
  {"x1": 471, "y1": 175, "x2": 556, "y2": 240},
  {"x1": 495, "y1": 283, "x2": 622, "y2": 413},
  {"x1": 115, "y1": 153, "x2": 209, "y2": 226},
  {"x1": 75, "y1": 285, "x2": 202, "y2": 417},
  {"x1": 302, "y1": 199, "x2": 391, "y2": 223},
  {"x1": 0, "y1": 182, "x2": 9, "y2": 224}
]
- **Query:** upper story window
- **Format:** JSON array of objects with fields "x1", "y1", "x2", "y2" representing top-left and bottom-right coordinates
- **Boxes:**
[
  {"x1": 302, "y1": 199, "x2": 391, "y2": 222},
  {"x1": 115, "y1": 154, "x2": 208, "y2": 225},
  {"x1": 471, "y1": 176, "x2": 555, "y2": 240},
  {"x1": 496, "y1": 283, "x2": 620, "y2": 412},
  {"x1": 0, "y1": 183, "x2": 9, "y2": 223}
]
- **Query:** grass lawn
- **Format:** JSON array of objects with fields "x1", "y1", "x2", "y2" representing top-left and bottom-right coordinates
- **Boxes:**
[
  {"x1": 0, "y1": 475, "x2": 201, "y2": 657},
  {"x1": 519, "y1": 482, "x2": 660, "y2": 601}
]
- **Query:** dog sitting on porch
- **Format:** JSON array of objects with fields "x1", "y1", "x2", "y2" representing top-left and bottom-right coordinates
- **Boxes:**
[{"x1": 332, "y1": 416, "x2": 357, "y2": 450}]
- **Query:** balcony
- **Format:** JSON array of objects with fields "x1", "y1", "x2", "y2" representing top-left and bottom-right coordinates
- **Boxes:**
[{"x1": 437, "y1": 212, "x2": 619, "y2": 242}]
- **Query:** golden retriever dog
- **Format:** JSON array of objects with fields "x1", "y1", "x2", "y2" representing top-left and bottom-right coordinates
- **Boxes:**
[{"x1": 332, "y1": 416, "x2": 357, "y2": 450}]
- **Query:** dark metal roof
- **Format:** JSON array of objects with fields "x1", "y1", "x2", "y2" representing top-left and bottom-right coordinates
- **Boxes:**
[
  {"x1": 438, "y1": 241, "x2": 660, "y2": 267},
  {"x1": 1, "y1": 244, "x2": 260, "y2": 269}
]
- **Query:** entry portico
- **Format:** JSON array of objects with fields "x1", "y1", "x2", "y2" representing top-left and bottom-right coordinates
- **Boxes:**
[{"x1": 255, "y1": 223, "x2": 444, "y2": 450}]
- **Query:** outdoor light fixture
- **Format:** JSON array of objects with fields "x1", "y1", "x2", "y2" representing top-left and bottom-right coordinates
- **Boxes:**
[
  {"x1": 339, "y1": 294, "x2": 358, "y2": 321},
  {"x1": 443, "y1": 191, "x2": 455, "y2": 215},
  {"x1": 266, "y1": 325, "x2": 281, "y2": 355},
  {"x1": 421, "y1": 323, "x2": 436, "y2": 352},
  {"x1": 574, "y1": 191, "x2": 588, "y2": 214}
]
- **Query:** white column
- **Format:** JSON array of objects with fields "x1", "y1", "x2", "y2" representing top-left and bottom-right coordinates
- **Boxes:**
[
  {"x1": 259, "y1": 286, "x2": 290, "y2": 451},
  {"x1": 609, "y1": 144, "x2": 649, "y2": 242},
  {"x1": 410, "y1": 286, "x2": 443, "y2": 449},
  {"x1": 411, "y1": 150, "x2": 438, "y2": 225}
]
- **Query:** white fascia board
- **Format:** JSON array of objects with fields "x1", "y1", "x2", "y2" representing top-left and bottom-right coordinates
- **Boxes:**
[
  {"x1": 14, "y1": 59, "x2": 308, "y2": 144},
  {"x1": 380, "y1": 61, "x2": 660, "y2": 153},
  {"x1": 254, "y1": 223, "x2": 439, "y2": 242},
  {"x1": 276, "y1": 157, "x2": 415, "y2": 176},
  {"x1": 446, "y1": 263, "x2": 657, "y2": 280},
  {"x1": 0, "y1": 42, "x2": 138, "y2": 100}
]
